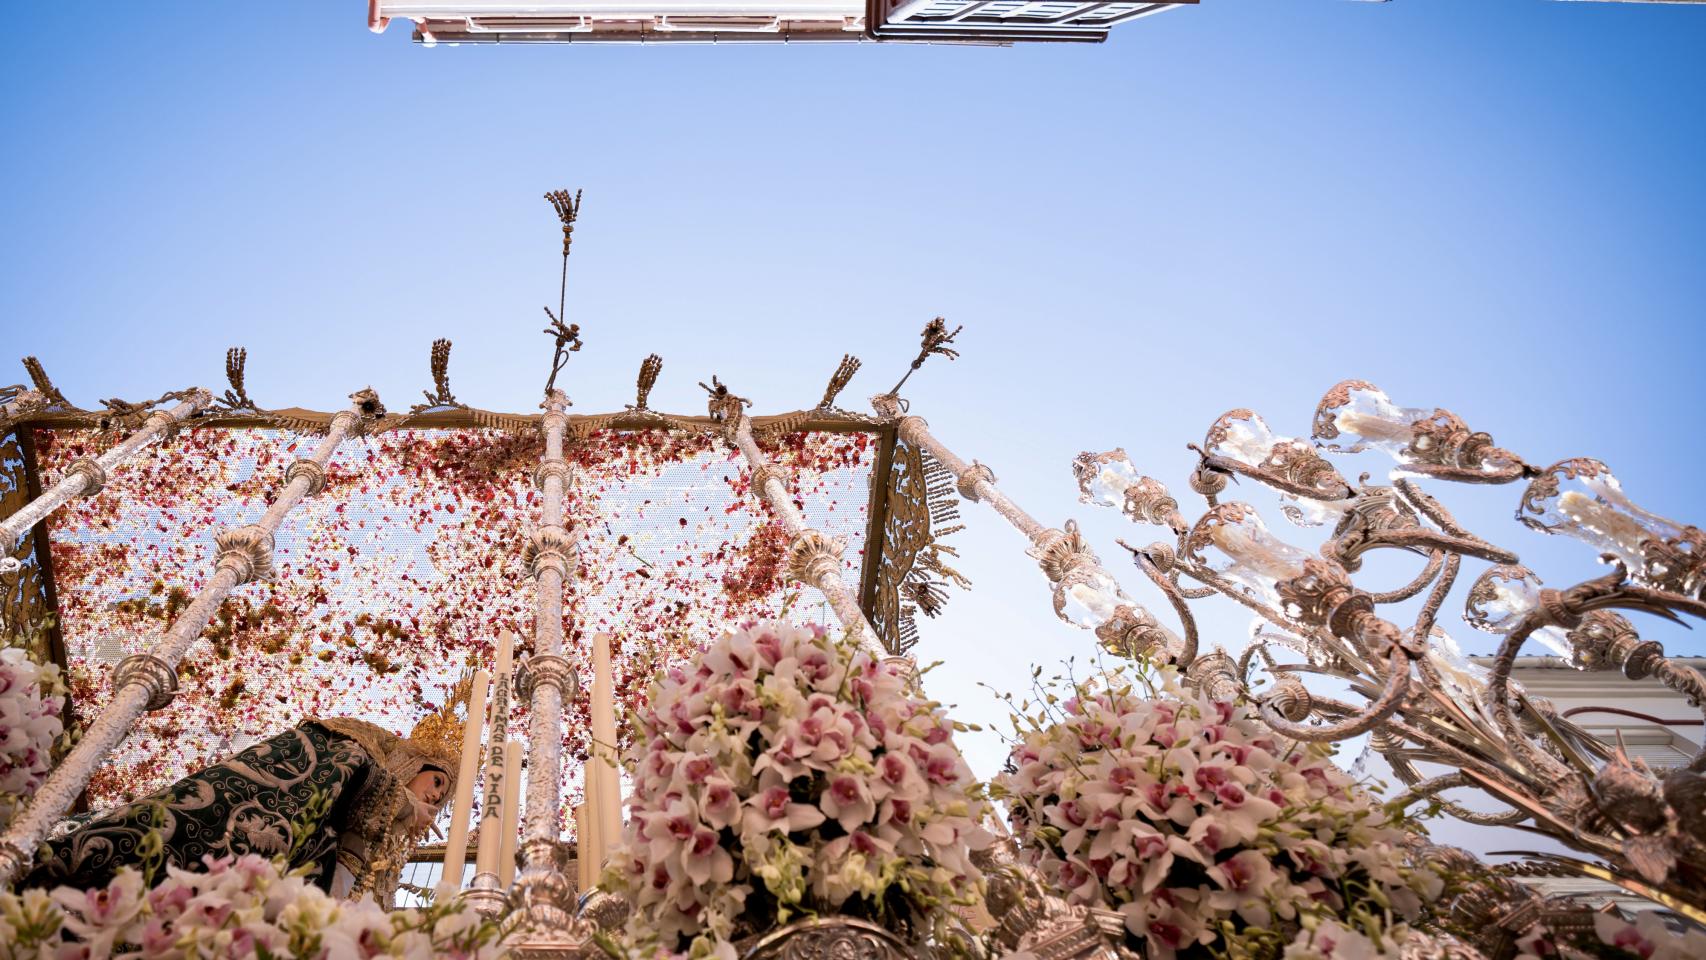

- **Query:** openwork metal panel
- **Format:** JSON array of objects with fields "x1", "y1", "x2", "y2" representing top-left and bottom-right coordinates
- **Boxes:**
[
  {"x1": 864, "y1": 436, "x2": 967, "y2": 657},
  {"x1": 0, "y1": 428, "x2": 60, "y2": 665},
  {"x1": 33, "y1": 424, "x2": 876, "y2": 830}
]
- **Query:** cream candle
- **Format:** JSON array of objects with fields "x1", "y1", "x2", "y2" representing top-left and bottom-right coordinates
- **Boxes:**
[
  {"x1": 497, "y1": 743, "x2": 521, "y2": 887},
  {"x1": 438, "y1": 669, "x2": 488, "y2": 892},
  {"x1": 472, "y1": 631, "x2": 516, "y2": 881},
  {"x1": 590, "y1": 632, "x2": 622, "y2": 865},
  {"x1": 574, "y1": 802, "x2": 591, "y2": 891}
]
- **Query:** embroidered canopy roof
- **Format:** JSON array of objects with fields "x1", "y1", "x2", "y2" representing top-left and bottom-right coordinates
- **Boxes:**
[{"x1": 0, "y1": 400, "x2": 944, "y2": 829}]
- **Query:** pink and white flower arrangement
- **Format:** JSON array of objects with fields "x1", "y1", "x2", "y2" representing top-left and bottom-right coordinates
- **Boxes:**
[
  {"x1": 991, "y1": 665, "x2": 1442, "y2": 960},
  {"x1": 1280, "y1": 920, "x2": 1423, "y2": 959},
  {"x1": 602, "y1": 620, "x2": 992, "y2": 959},
  {"x1": 1513, "y1": 911, "x2": 1706, "y2": 960},
  {"x1": 0, "y1": 853, "x2": 509, "y2": 959},
  {"x1": 0, "y1": 640, "x2": 66, "y2": 833}
]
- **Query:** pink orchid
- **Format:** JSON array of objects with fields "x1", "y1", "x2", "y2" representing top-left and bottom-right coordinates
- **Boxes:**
[
  {"x1": 699, "y1": 776, "x2": 741, "y2": 830},
  {"x1": 683, "y1": 828, "x2": 734, "y2": 886},
  {"x1": 742, "y1": 785, "x2": 826, "y2": 835},
  {"x1": 820, "y1": 774, "x2": 876, "y2": 832}
]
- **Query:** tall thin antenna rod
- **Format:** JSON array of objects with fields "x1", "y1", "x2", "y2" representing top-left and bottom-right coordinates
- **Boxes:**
[{"x1": 541, "y1": 189, "x2": 585, "y2": 396}]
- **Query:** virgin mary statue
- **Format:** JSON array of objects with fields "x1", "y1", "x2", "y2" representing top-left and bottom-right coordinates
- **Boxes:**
[{"x1": 22, "y1": 703, "x2": 466, "y2": 906}]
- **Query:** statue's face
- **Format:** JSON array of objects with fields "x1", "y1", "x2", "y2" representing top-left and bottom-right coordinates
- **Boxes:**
[{"x1": 409, "y1": 768, "x2": 450, "y2": 806}]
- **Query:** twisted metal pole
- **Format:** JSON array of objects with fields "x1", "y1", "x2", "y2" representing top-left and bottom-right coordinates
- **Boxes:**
[
  {"x1": 510, "y1": 388, "x2": 581, "y2": 931},
  {"x1": 718, "y1": 392, "x2": 883, "y2": 655},
  {"x1": 0, "y1": 390, "x2": 212, "y2": 572}
]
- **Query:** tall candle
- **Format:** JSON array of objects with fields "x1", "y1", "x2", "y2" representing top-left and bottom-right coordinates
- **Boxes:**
[
  {"x1": 1559, "y1": 490, "x2": 1649, "y2": 555},
  {"x1": 472, "y1": 631, "x2": 516, "y2": 880},
  {"x1": 574, "y1": 803, "x2": 591, "y2": 892},
  {"x1": 493, "y1": 629, "x2": 515, "y2": 689},
  {"x1": 497, "y1": 743, "x2": 521, "y2": 887},
  {"x1": 439, "y1": 669, "x2": 489, "y2": 892},
  {"x1": 1336, "y1": 409, "x2": 1414, "y2": 446},
  {"x1": 590, "y1": 632, "x2": 622, "y2": 869}
]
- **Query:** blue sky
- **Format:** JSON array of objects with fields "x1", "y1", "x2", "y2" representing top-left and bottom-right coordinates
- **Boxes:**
[{"x1": 3, "y1": 0, "x2": 1704, "y2": 786}]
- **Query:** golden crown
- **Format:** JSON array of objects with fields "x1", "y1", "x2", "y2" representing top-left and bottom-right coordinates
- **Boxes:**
[{"x1": 407, "y1": 671, "x2": 474, "y2": 772}]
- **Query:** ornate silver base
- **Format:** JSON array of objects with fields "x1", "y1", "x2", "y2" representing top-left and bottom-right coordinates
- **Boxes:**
[
  {"x1": 740, "y1": 917, "x2": 912, "y2": 960},
  {"x1": 503, "y1": 928, "x2": 596, "y2": 960},
  {"x1": 461, "y1": 871, "x2": 509, "y2": 918}
]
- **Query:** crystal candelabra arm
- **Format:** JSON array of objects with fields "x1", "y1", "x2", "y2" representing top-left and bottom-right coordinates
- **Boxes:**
[
  {"x1": 1409, "y1": 552, "x2": 1462, "y2": 641},
  {"x1": 0, "y1": 390, "x2": 374, "y2": 888},
  {"x1": 1389, "y1": 773, "x2": 1530, "y2": 827},
  {"x1": 1181, "y1": 501, "x2": 1418, "y2": 666},
  {"x1": 1480, "y1": 571, "x2": 1706, "y2": 797},
  {"x1": 1463, "y1": 564, "x2": 1576, "y2": 659},
  {"x1": 1072, "y1": 449, "x2": 1190, "y2": 532},
  {"x1": 1171, "y1": 558, "x2": 1370, "y2": 677},
  {"x1": 1330, "y1": 523, "x2": 1518, "y2": 567},
  {"x1": 1365, "y1": 550, "x2": 1446, "y2": 604},
  {"x1": 1559, "y1": 606, "x2": 1706, "y2": 745},
  {"x1": 1181, "y1": 502, "x2": 1315, "y2": 610},
  {"x1": 1256, "y1": 647, "x2": 1412, "y2": 741},
  {"x1": 1308, "y1": 480, "x2": 1520, "y2": 570},
  {"x1": 1311, "y1": 380, "x2": 1530, "y2": 484},
  {"x1": 1269, "y1": 555, "x2": 1434, "y2": 669},
  {"x1": 1118, "y1": 540, "x2": 1199, "y2": 665},
  {"x1": 1198, "y1": 409, "x2": 1354, "y2": 501},
  {"x1": 1517, "y1": 459, "x2": 1706, "y2": 598}
]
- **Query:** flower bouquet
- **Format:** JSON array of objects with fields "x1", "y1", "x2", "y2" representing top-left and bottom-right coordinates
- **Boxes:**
[
  {"x1": 1513, "y1": 911, "x2": 1706, "y2": 960},
  {"x1": 601, "y1": 620, "x2": 992, "y2": 959},
  {"x1": 0, "y1": 637, "x2": 66, "y2": 833},
  {"x1": 0, "y1": 852, "x2": 508, "y2": 959},
  {"x1": 991, "y1": 664, "x2": 1443, "y2": 960}
]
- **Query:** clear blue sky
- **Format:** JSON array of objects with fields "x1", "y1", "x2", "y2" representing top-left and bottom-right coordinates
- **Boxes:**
[{"x1": 3, "y1": 0, "x2": 1704, "y2": 787}]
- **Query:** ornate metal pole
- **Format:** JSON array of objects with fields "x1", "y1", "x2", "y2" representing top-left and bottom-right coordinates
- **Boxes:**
[
  {"x1": 0, "y1": 389, "x2": 376, "y2": 887},
  {"x1": 511, "y1": 388, "x2": 581, "y2": 933},
  {"x1": 871, "y1": 393, "x2": 1176, "y2": 661},
  {"x1": 713, "y1": 383, "x2": 883, "y2": 654},
  {"x1": 0, "y1": 390, "x2": 211, "y2": 572}
]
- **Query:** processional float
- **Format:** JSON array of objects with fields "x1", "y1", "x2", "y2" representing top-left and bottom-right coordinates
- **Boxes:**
[
  {"x1": 0, "y1": 191, "x2": 978, "y2": 952},
  {"x1": 3, "y1": 189, "x2": 1704, "y2": 959}
]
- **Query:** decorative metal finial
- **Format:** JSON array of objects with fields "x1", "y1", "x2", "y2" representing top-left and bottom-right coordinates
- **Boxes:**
[
  {"x1": 541, "y1": 314, "x2": 582, "y2": 397},
  {"x1": 817, "y1": 354, "x2": 862, "y2": 411},
  {"x1": 630, "y1": 354, "x2": 663, "y2": 412},
  {"x1": 540, "y1": 189, "x2": 586, "y2": 397},
  {"x1": 544, "y1": 188, "x2": 582, "y2": 256},
  {"x1": 221, "y1": 347, "x2": 259, "y2": 411},
  {"x1": 698, "y1": 375, "x2": 750, "y2": 422},
  {"x1": 886, "y1": 317, "x2": 963, "y2": 397},
  {"x1": 22, "y1": 356, "x2": 70, "y2": 409},
  {"x1": 413, "y1": 338, "x2": 462, "y2": 413},
  {"x1": 350, "y1": 386, "x2": 386, "y2": 420}
]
